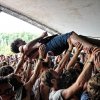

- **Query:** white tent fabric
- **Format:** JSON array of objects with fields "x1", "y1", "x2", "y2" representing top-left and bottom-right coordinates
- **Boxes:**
[{"x1": 0, "y1": 0, "x2": 100, "y2": 38}]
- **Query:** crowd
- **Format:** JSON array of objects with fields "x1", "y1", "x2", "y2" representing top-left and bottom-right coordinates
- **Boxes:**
[{"x1": 0, "y1": 31, "x2": 100, "y2": 100}]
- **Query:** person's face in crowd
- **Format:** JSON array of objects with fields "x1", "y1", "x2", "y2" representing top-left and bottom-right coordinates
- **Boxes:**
[
  {"x1": 0, "y1": 83, "x2": 15, "y2": 100},
  {"x1": 74, "y1": 62, "x2": 82, "y2": 72},
  {"x1": 50, "y1": 70, "x2": 61, "y2": 88}
]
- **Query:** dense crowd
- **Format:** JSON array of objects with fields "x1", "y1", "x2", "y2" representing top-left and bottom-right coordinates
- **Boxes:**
[{"x1": 0, "y1": 31, "x2": 100, "y2": 100}]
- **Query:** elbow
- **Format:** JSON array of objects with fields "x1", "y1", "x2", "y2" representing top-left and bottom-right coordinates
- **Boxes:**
[{"x1": 75, "y1": 81, "x2": 84, "y2": 89}]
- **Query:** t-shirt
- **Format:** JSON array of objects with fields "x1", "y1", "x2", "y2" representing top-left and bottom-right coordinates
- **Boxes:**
[
  {"x1": 49, "y1": 89, "x2": 64, "y2": 100},
  {"x1": 32, "y1": 78, "x2": 41, "y2": 100},
  {"x1": 42, "y1": 32, "x2": 72, "y2": 56},
  {"x1": 81, "y1": 91, "x2": 90, "y2": 100}
]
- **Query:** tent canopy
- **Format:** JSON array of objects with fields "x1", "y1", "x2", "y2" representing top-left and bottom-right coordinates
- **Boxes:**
[{"x1": 0, "y1": 0, "x2": 100, "y2": 38}]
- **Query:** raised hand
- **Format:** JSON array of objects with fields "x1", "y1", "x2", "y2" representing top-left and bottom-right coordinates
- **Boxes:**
[
  {"x1": 90, "y1": 47, "x2": 100, "y2": 57},
  {"x1": 67, "y1": 37, "x2": 73, "y2": 51},
  {"x1": 93, "y1": 48, "x2": 100, "y2": 72},
  {"x1": 84, "y1": 47, "x2": 94, "y2": 54},
  {"x1": 41, "y1": 31, "x2": 48, "y2": 38},
  {"x1": 74, "y1": 42, "x2": 83, "y2": 52},
  {"x1": 39, "y1": 44, "x2": 46, "y2": 58}
]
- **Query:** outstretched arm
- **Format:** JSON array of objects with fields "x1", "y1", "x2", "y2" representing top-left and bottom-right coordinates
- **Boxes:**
[
  {"x1": 24, "y1": 44, "x2": 46, "y2": 90},
  {"x1": 93, "y1": 48, "x2": 100, "y2": 72},
  {"x1": 70, "y1": 31, "x2": 93, "y2": 50},
  {"x1": 14, "y1": 53, "x2": 25, "y2": 74},
  {"x1": 62, "y1": 47, "x2": 98, "y2": 99},
  {"x1": 24, "y1": 32, "x2": 47, "y2": 53},
  {"x1": 66, "y1": 42, "x2": 83, "y2": 70},
  {"x1": 55, "y1": 38, "x2": 73, "y2": 74}
]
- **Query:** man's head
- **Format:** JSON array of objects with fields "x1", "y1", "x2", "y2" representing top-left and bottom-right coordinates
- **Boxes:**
[
  {"x1": 87, "y1": 73, "x2": 100, "y2": 100},
  {"x1": 11, "y1": 38, "x2": 26, "y2": 53},
  {"x1": 60, "y1": 68, "x2": 80, "y2": 89},
  {"x1": 7, "y1": 74, "x2": 26, "y2": 99},
  {"x1": 0, "y1": 65, "x2": 14, "y2": 77},
  {"x1": 41, "y1": 69, "x2": 60, "y2": 88},
  {"x1": 73, "y1": 61, "x2": 83, "y2": 74},
  {"x1": 8, "y1": 74, "x2": 23, "y2": 91},
  {"x1": 0, "y1": 77, "x2": 15, "y2": 100}
]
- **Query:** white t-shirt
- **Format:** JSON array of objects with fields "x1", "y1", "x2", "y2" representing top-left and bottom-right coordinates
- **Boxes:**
[{"x1": 49, "y1": 89, "x2": 64, "y2": 100}]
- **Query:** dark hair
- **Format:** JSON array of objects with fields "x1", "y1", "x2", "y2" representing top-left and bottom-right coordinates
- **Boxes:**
[
  {"x1": 11, "y1": 38, "x2": 23, "y2": 53},
  {"x1": 60, "y1": 68, "x2": 79, "y2": 89},
  {"x1": 9, "y1": 75, "x2": 23, "y2": 91},
  {"x1": 42, "y1": 61, "x2": 49, "y2": 68},
  {"x1": 74, "y1": 61, "x2": 84, "y2": 74},
  {"x1": 0, "y1": 65, "x2": 14, "y2": 76},
  {"x1": 1, "y1": 61, "x2": 8, "y2": 66},
  {"x1": 0, "y1": 77, "x2": 8, "y2": 84},
  {"x1": 87, "y1": 73, "x2": 100, "y2": 100},
  {"x1": 8, "y1": 74, "x2": 27, "y2": 99},
  {"x1": 41, "y1": 69, "x2": 55, "y2": 87}
]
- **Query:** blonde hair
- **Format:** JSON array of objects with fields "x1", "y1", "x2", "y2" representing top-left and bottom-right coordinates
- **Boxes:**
[{"x1": 87, "y1": 73, "x2": 100, "y2": 100}]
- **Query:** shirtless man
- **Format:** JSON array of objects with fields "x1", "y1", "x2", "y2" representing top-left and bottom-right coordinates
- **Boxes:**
[{"x1": 11, "y1": 31, "x2": 100, "y2": 59}]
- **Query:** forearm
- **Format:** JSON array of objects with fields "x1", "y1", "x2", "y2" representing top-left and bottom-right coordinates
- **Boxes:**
[
  {"x1": 76, "y1": 60, "x2": 92, "y2": 87},
  {"x1": 66, "y1": 50, "x2": 80, "y2": 70},
  {"x1": 14, "y1": 59, "x2": 25, "y2": 74},
  {"x1": 26, "y1": 62, "x2": 33, "y2": 82},
  {"x1": 70, "y1": 32, "x2": 93, "y2": 49},
  {"x1": 27, "y1": 59, "x2": 42, "y2": 88},
  {"x1": 25, "y1": 34, "x2": 45, "y2": 50},
  {"x1": 55, "y1": 50, "x2": 71, "y2": 74},
  {"x1": 63, "y1": 59, "x2": 93, "y2": 99}
]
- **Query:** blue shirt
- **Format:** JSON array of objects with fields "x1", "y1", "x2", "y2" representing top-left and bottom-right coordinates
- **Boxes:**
[{"x1": 45, "y1": 32, "x2": 72, "y2": 56}]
